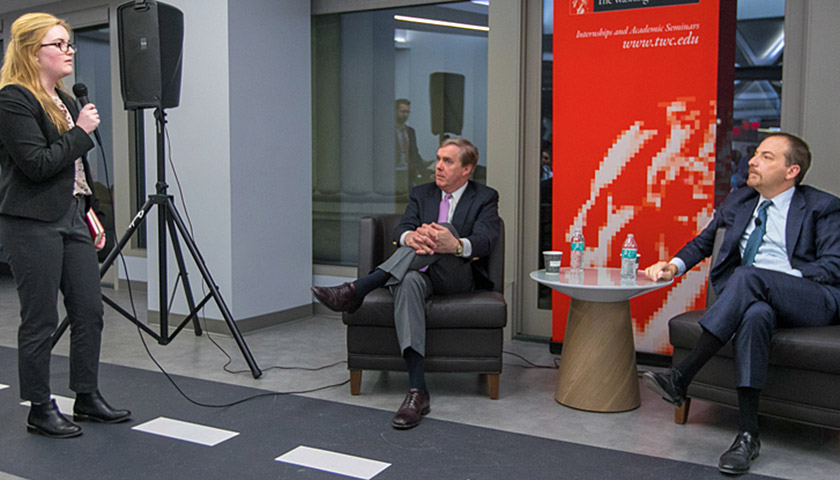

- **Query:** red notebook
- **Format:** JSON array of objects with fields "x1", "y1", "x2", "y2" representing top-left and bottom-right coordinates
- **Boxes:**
[{"x1": 86, "y1": 209, "x2": 105, "y2": 246}]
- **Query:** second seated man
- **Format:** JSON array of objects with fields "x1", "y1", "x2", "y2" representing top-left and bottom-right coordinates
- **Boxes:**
[
  {"x1": 313, "y1": 137, "x2": 500, "y2": 429},
  {"x1": 642, "y1": 132, "x2": 840, "y2": 475}
]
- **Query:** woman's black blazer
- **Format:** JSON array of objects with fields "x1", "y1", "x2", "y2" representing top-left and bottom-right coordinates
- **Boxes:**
[{"x1": 0, "y1": 84, "x2": 96, "y2": 221}]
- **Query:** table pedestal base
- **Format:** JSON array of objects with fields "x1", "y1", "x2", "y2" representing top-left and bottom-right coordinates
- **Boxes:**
[{"x1": 555, "y1": 298, "x2": 640, "y2": 412}]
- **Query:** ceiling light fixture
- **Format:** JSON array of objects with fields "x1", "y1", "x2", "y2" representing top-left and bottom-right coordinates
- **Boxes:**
[{"x1": 394, "y1": 15, "x2": 489, "y2": 32}]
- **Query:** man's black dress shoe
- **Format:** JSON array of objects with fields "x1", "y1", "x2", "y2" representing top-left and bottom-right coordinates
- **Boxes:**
[
  {"x1": 642, "y1": 369, "x2": 686, "y2": 407},
  {"x1": 311, "y1": 283, "x2": 363, "y2": 314},
  {"x1": 719, "y1": 430, "x2": 760, "y2": 475},
  {"x1": 73, "y1": 391, "x2": 131, "y2": 424},
  {"x1": 391, "y1": 389, "x2": 430, "y2": 429},
  {"x1": 27, "y1": 399, "x2": 82, "y2": 438}
]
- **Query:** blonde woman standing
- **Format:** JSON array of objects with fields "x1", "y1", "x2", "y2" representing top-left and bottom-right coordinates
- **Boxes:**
[{"x1": 0, "y1": 12, "x2": 130, "y2": 438}]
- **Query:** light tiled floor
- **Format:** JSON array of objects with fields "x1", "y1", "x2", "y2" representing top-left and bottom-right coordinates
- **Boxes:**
[{"x1": 0, "y1": 275, "x2": 837, "y2": 479}]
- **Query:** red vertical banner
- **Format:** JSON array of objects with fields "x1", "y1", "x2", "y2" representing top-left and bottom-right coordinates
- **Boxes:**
[{"x1": 552, "y1": 0, "x2": 723, "y2": 353}]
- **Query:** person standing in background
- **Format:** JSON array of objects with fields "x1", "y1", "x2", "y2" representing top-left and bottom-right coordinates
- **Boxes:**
[{"x1": 395, "y1": 98, "x2": 431, "y2": 188}]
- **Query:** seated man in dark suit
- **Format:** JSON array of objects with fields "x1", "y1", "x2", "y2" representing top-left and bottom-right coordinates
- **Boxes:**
[
  {"x1": 643, "y1": 133, "x2": 840, "y2": 474},
  {"x1": 313, "y1": 138, "x2": 500, "y2": 429}
]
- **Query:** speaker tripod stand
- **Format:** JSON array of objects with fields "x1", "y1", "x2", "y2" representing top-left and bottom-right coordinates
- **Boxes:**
[{"x1": 51, "y1": 108, "x2": 262, "y2": 378}]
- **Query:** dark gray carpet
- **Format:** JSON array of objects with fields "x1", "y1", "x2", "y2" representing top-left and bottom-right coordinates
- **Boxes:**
[{"x1": 0, "y1": 346, "x2": 779, "y2": 479}]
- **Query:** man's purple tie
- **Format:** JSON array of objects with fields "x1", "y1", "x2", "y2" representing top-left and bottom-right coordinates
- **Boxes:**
[
  {"x1": 438, "y1": 193, "x2": 452, "y2": 223},
  {"x1": 419, "y1": 193, "x2": 452, "y2": 273}
]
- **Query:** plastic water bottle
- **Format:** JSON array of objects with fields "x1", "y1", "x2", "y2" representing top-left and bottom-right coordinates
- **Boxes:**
[
  {"x1": 570, "y1": 229, "x2": 585, "y2": 272},
  {"x1": 620, "y1": 234, "x2": 637, "y2": 280}
]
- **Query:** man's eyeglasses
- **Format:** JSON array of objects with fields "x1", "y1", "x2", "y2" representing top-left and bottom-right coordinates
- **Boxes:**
[{"x1": 40, "y1": 42, "x2": 77, "y2": 53}]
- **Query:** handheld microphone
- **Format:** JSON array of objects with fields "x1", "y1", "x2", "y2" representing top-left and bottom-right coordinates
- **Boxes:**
[{"x1": 72, "y1": 83, "x2": 103, "y2": 146}]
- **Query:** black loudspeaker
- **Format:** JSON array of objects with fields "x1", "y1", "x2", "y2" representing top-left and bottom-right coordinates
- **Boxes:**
[
  {"x1": 117, "y1": 1, "x2": 184, "y2": 110},
  {"x1": 429, "y1": 72, "x2": 465, "y2": 136}
]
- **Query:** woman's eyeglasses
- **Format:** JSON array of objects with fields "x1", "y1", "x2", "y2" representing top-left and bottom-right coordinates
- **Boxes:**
[{"x1": 40, "y1": 42, "x2": 77, "y2": 53}]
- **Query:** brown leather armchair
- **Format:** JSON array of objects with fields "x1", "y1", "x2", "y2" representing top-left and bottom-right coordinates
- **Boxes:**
[
  {"x1": 668, "y1": 228, "x2": 840, "y2": 429},
  {"x1": 342, "y1": 214, "x2": 507, "y2": 399}
]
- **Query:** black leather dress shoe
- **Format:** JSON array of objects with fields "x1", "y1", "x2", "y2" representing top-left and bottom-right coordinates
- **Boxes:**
[
  {"x1": 719, "y1": 431, "x2": 760, "y2": 475},
  {"x1": 27, "y1": 399, "x2": 83, "y2": 438},
  {"x1": 73, "y1": 391, "x2": 131, "y2": 424},
  {"x1": 391, "y1": 389, "x2": 430, "y2": 429},
  {"x1": 642, "y1": 369, "x2": 686, "y2": 407},
  {"x1": 311, "y1": 283, "x2": 363, "y2": 313}
]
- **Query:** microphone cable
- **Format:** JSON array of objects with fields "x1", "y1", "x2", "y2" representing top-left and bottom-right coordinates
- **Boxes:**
[
  {"x1": 163, "y1": 125, "x2": 348, "y2": 374},
  {"x1": 84, "y1": 99, "x2": 348, "y2": 408},
  {"x1": 111, "y1": 122, "x2": 348, "y2": 409}
]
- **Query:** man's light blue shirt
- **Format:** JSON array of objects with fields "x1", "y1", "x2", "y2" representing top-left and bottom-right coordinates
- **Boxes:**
[{"x1": 671, "y1": 186, "x2": 801, "y2": 277}]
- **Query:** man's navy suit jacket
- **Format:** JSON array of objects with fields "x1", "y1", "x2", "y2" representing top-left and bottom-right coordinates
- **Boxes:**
[
  {"x1": 676, "y1": 184, "x2": 840, "y2": 309},
  {"x1": 394, "y1": 180, "x2": 501, "y2": 291}
]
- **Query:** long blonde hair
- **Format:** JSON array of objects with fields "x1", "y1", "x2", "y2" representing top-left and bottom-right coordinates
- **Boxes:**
[{"x1": 0, "y1": 13, "x2": 73, "y2": 133}]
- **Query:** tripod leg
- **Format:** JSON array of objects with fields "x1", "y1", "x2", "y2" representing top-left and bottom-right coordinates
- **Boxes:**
[
  {"x1": 165, "y1": 198, "x2": 262, "y2": 378},
  {"x1": 99, "y1": 198, "x2": 158, "y2": 279},
  {"x1": 165, "y1": 214, "x2": 203, "y2": 336},
  {"x1": 157, "y1": 191, "x2": 169, "y2": 342},
  {"x1": 51, "y1": 197, "x2": 159, "y2": 349}
]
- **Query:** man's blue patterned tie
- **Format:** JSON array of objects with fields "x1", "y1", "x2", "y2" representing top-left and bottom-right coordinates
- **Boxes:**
[{"x1": 742, "y1": 200, "x2": 772, "y2": 266}]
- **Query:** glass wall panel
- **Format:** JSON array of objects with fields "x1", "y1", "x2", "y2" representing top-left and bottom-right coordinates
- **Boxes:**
[
  {"x1": 74, "y1": 25, "x2": 117, "y2": 259},
  {"x1": 538, "y1": 0, "x2": 553, "y2": 310},
  {"x1": 313, "y1": 2, "x2": 489, "y2": 266},
  {"x1": 728, "y1": 14, "x2": 784, "y2": 195}
]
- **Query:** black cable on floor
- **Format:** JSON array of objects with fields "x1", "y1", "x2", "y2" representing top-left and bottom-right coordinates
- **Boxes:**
[
  {"x1": 120, "y1": 227, "x2": 350, "y2": 408},
  {"x1": 162, "y1": 125, "x2": 349, "y2": 377},
  {"x1": 502, "y1": 350, "x2": 560, "y2": 369},
  {"x1": 95, "y1": 126, "x2": 352, "y2": 409}
]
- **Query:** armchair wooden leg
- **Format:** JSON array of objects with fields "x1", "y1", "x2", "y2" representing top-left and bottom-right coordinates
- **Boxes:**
[
  {"x1": 487, "y1": 374, "x2": 500, "y2": 399},
  {"x1": 349, "y1": 370, "x2": 362, "y2": 395},
  {"x1": 674, "y1": 398, "x2": 691, "y2": 424}
]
